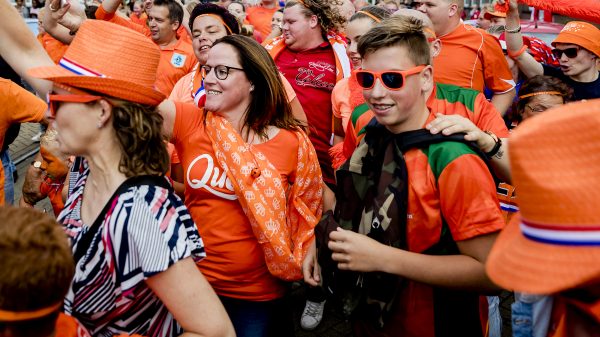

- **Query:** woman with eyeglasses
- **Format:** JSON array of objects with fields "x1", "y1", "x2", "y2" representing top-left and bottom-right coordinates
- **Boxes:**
[
  {"x1": 159, "y1": 34, "x2": 323, "y2": 337},
  {"x1": 501, "y1": 0, "x2": 600, "y2": 101},
  {"x1": 515, "y1": 75, "x2": 572, "y2": 122},
  {"x1": 26, "y1": 20, "x2": 234, "y2": 337}
]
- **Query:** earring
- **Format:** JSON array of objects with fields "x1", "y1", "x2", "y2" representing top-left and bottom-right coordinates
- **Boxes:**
[
  {"x1": 97, "y1": 122, "x2": 103, "y2": 129},
  {"x1": 250, "y1": 85, "x2": 255, "y2": 92}
]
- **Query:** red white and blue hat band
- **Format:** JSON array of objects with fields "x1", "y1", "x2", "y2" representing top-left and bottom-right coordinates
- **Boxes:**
[
  {"x1": 520, "y1": 218, "x2": 600, "y2": 246},
  {"x1": 58, "y1": 57, "x2": 106, "y2": 78}
]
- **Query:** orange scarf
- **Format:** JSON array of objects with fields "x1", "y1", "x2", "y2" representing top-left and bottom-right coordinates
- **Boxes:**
[{"x1": 205, "y1": 111, "x2": 323, "y2": 281}]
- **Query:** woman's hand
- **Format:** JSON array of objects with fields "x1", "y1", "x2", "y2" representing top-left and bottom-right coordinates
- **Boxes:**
[
  {"x1": 426, "y1": 113, "x2": 496, "y2": 153},
  {"x1": 328, "y1": 227, "x2": 385, "y2": 273},
  {"x1": 302, "y1": 239, "x2": 321, "y2": 286},
  {"x1": 497, "y1": 0, "x2": 519, "y2": 14},
  {"x1": 45, "y1": 0, "x2": 86, "y2": 36}
]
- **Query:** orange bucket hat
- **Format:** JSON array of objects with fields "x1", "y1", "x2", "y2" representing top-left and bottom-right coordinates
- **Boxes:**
[
  {"x1": 486, "y1": 99, "x2": 600, "y2": 295},
  {"x1": 552, "y1": 21, "x2": 600, "y2": 58},
  {"x1": 28, "y1": 20, "x2": 165, "y2": 105}
]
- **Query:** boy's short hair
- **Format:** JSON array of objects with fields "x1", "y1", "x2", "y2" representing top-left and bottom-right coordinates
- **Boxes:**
[
  {"x1": 357, "y1": 15, "x2": 431, "y2": 66},
  {"x1": 0, "y1": 207, "x2": 74, "y2": 316}
]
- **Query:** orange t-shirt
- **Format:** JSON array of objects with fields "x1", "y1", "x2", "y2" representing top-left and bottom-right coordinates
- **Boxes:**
[
  {"x1": 434, "y1": 23, "x2": 515, "y2": 93},
  {"x1": 129, "y1": 12, "x2": 148, "y2": 26},
  {"x1": 38, "y1": 33, "x2": 68, "y2": 64},
  {"x1": 246, "y1": 5, "x2": 279, "y2": 38},
  {"x1": 171, "y1": 102, "x2": 298, "y2": 300},
  {"x1": 0, "y1": 78, "x2": 47, "y2": 205},
  {"x1": 155, "y1": 38, "x2": 197, "y2": 96}
]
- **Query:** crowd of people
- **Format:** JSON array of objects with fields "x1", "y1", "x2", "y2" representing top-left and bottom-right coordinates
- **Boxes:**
[{"x1": 1, "y1": 0, "x2": 599, "y2": 336}]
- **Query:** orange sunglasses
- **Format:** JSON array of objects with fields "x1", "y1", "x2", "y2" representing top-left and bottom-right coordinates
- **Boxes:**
[
  {"x1": 354, "y1": 65, "x2": 426, "y2": 91},
  {"x1": 46, "y1": 92, "x2": 104, "y2": 117}
]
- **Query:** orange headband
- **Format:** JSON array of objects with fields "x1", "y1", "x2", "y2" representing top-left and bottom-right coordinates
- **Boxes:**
[
  {"x1": 0, "y1": 302, "x2": 62, "y2": 322},
  {"x1": 356, "y1": 10, "x2": 381, "y2": 23},
  {"x1": 197, "y1": 14, "x2": 233, "y2": 35},
  {"x1": 423, "y1": 27, "x2": 436, "y2": 39},
  {"x1": 519, "y1": 91, "x2": 563, "y2": 99}
]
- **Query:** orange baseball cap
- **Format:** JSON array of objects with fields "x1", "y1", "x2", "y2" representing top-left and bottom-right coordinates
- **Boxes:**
[
  {"x1": 28, "y1": 20, "x2": 165, "y2": 106},
  {"x1": 486, "y1": 99, "x2": 600, "y2": 295},
  {"x1": 552, "y1": 21, "x2": 600, "y2": 58},
  {"x1": 483, "y1": 1, "x2": 507, "y2": 20}
]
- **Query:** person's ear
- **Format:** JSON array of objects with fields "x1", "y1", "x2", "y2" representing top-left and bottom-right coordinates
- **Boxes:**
[
  {"x1": 420, "y1": 65, "x2": 434, "y2": 94},
  {"x1": 309, "y1": 14, "x2": 319, "y2": 29},
  {"x1": 448, "y1": 2, "x2": 459, "y2": 17},
  {"x1": 431, "y1": 39, "x2": 442, "y2": 58},
  {"x1": 97, "y1": 99, "x2": 112, "y2": 129}
]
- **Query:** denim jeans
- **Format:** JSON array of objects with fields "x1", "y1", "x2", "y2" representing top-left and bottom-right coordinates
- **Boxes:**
[
  {"x1": 219, "y1": 295, "x2": 294, "y2": 337},
  {"x1": 1, "y1": 151, "x2": 16, "y2": 205},
  {"x1": 487, "y1": 296, "x2": 502, "y2": 337},
  {"x1": 512, "y1": 293, "x2": 553, "y2": 337}
]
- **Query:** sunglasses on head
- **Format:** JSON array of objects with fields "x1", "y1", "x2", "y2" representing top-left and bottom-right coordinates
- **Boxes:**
[
  {"x1": 354, "y1": 65, "x2": 426, "y2": 90},
  {"x1": 552, "y1": 47, "x2": 580, "y2": 59},
  {"x1": 46, "y1": 92, "x2": 104, "y2": 117}
]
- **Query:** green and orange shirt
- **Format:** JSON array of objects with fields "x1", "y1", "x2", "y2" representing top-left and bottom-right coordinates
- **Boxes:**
[{"x1": 354, "y1": 130, "x2": 504, "y2": 337}]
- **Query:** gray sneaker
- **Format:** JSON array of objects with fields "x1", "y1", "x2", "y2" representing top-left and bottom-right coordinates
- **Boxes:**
[{"x1": 300, "y1": 300, "x2": 326, "y2": 330}]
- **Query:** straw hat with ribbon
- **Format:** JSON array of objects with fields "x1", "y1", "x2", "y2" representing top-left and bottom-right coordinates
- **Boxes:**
[
  {"x1": 28, "y1": 20, "x2": 165, "y2": 105},
  {"x1": 486, "y1": 99, "x2": 600, "y2": 295}
]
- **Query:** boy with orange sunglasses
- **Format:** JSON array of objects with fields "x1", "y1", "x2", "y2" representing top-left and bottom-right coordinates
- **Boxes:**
[{"x1": 317, "y1": 15, "x2": 505, "y2": 337}]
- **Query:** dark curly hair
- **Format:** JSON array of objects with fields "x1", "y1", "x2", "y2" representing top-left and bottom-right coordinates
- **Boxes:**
[
  {"x1": 111, "y1": 102, "x2": 170, "y2": 177},
  {"x1": 285, "y1": 0, "x2": 346, "y2": 34},
  {"x1": 189, "y1": 2, "x2": 241, "y2": 34},
  {"x1": 516, "y1": 75, "x2": 573, "y2": 120}
]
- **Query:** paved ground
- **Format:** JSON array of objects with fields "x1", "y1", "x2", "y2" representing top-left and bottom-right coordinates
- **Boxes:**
[{"x1": 9, "y1": 124, "x2": 513, "y2": 337}]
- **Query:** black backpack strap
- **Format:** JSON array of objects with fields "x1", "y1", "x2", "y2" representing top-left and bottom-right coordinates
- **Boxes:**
[{"x1": 72, "y1": 175, "x2": 172, "y2": 262}]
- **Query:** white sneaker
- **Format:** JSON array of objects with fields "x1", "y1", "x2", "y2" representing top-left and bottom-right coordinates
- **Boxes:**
[
  {"x1": 300, "y1": 299, "x2": 326, "y2": 330},
  {"x1": 31, "y1": 132, "x2": 42, "y2": 142}
]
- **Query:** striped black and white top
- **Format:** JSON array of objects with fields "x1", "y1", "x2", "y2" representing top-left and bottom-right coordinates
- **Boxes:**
[{"x1": 58, "y1": 161, "x2": 205, "y2": 337}]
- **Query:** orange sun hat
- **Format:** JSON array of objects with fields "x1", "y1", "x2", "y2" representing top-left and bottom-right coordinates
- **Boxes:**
[
  {"x1": 28, "y1": 20, "x2": 165, "y2": 105},
  {"x1": 552, "y1": 21, "x2": 600, "y2": 58},
  {"x1": 486, "y1": 99, "x2": 600, "y2": 295}
]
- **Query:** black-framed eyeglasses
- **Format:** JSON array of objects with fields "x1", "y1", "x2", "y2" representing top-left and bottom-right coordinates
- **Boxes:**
[
  {"x1": 552, "y1": 47, "x2": 580, "y2": 59},
  {"x1": 201, "y1": 65, "x2": 244, "y2": 80}
]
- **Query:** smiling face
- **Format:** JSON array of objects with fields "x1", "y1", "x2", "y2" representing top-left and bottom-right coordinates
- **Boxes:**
[
  {"x1": 203, "y1": 43, "x2": 253, "y2": 120},
  {"x1": 271, "y1": 10, "x2": 283, "y2": 30},
  {"x1": 147, "y1": 5, "x2": 178, "y2": 45},
  {"x1": 192, "y1": 15, "x2": 230, "y2": 65},
  {"x1": 228, "y1": 2, "x2": 245, "y2": 22},
  {"x1": 362, "y1": 45, "x2": 432, "y2": 134},
  {"x1": 346, "y1": 17, "x2": 376, "y2": 69}
]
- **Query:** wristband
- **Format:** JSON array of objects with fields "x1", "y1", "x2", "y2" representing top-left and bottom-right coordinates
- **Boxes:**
[
  {"x1": 505, "y1": 25, "x2": 521, "y2": 33},
  {"x1": 508, "y1": 45, "x2": 527, "y2": 59},
  {"x1": 484, "y1": 131, "x2": 502, "y2": 158}
]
